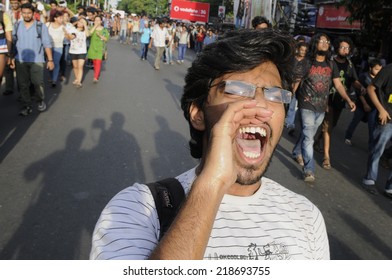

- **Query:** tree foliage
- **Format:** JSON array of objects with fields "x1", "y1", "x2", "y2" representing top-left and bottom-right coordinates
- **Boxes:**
[{"x1": 339, "y1": 0, "x2": 392, "y2": 46}]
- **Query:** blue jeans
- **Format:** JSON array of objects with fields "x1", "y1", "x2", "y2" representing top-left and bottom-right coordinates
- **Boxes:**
[
  {"x1": 345, "y1": 107, "x2": 377, "y2": 151},
  {"x1": 165, "y1": 45, "x2": 173, "y2": 63},
  {"x1": 285, "y1": 95, "x2": 297, "y2": 129},
  {"x1": 364, "y1": 123, "x2": 392, "y2": 190},
  {"x1": 178, "y1": 44, "x2": 187, "y2": 61},
  {"x1": 119, "y1": 29, "x2": 127, "y2": 43},
  {"x1": 140, "y1": 43, "x2": 149, "y2": 59},
  {"x1": 51, "y1": 47, "x2": 63, "y2": 82},
  {"x1": 292, "y1": 109, "x2": 325, "y2": 174},
  {"x1": 236, "y1": 17, "x2": 243, "y2": 28},
  {"x1": 195, "y1": 41, "x2": 203, "y2": 54}
]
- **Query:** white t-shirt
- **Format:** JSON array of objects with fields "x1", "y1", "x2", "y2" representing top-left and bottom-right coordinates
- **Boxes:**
[
  {"x1": 46, "y1": 23, "x2": 65, "y2": 48},
  {"x1": 151, "y1": 25, "x2": 168, "y2": 47},
  {"x1": 90, "y1": 167, "x2": 330, "y2": 260},
  {"x1": 69, "y1": 29, "x2": 87, "y2": 54}
]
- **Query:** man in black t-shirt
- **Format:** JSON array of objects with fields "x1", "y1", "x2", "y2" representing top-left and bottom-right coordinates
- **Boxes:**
[
  {"x1": 292, "y1": 33, "x2": 355, "y2": 182},
  {"x1": 363, "y1": 63, "x2": 392, "y2": 198},
  {"x1": 314, "y1": 37, "x2": 366, "y2": 169},
  {"x1": 345, "y1": 59, "x2": 383, "y2": 150}
]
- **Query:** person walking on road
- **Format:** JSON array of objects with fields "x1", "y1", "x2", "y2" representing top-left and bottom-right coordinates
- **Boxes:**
[
  {"x1": 313, "y1": 37, "x2": 365, "y2": 169},
  {"x1": 285, "y1": 41, "x2": 309, "y2": 136},
  {"x1": 362, "y1": 63, "x2": 392, "y2": 198},
  {"x1": 139, "y1": 20, "x2": 151, "y2": 60},
  {"x1": 90, "y1": 29, "x2": 330, "y2": 260},
  {"x1": 176, "y1": 24, "x2": 190, "y2": 64},
  {"x1": 46, "y1": 10, "x2": 66, "y2": 87},
  {"x1": 11, "y1": 2, "x2": 54, "y2": 116},
  {"x1": 87, "y1": 15, "x2": 109, "y2": 83},
  {"x1": 345, "y1": 59, "x2": 383, "y2": 149},
  {"x1": 68, "y1": 17, "x2": 89, "y2": 88},
  {"x1": 291, "y1": 33, "x2": 355, "y2": 182},
  {"x1": 149, "y1": 19, "x2": 168, "y2": 70},
  {"x1": 2, "y1": 0, "x2": 20, "y2": 96}
]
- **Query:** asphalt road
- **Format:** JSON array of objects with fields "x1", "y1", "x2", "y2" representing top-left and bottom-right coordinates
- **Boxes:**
[{"x1": 0, "y1": 38, "x2": 391, "y2": 260}]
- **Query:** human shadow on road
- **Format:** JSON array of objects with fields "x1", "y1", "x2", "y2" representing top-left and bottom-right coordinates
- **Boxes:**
[
  {"x1": 1, "y1": 112, "x2": 145, "y2": 259},
  {"x1": 338, "y1": 211, "x2": 392, "y2": 259},
  {"x1": 272, "y1": 143, "x2": 304, "y2": 181},
  {"x1": 163, "y1": 78, "x2": 183, "y2": 110},
  {"x1": 151, "y1": 115, "x2": 197, "y2": 180},
  {"x1": 328, "y1": 234, "x2": 360, "y2": 260},
  {"x1": 0, "y1": 97, "x2": 37, "y2": 163}
]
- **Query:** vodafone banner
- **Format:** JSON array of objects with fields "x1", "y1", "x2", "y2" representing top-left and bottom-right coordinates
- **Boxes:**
[
  {"x1": 316, "y1": 5, "x2": 361, "y2": 30},
  {"x1": 170, "y1": 0, "x2": 210, "y2": 23}
]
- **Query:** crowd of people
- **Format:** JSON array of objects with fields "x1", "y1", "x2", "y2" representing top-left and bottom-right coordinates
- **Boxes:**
[
  {"x1": 106, "y1": 12, "x2": 392, "y2": 197},
  {"x1": 1, "y1": 0, "x2": 110, "y2": 115},
  {"x1": 1, "y1": 0, "x2": 391, "y2": 261},
  {"x1": 1, "y1": 1, "x2": 391, "y2": 191},
  {"x1": 284, "y1": 32, "x2": 392, "y2": 200}
]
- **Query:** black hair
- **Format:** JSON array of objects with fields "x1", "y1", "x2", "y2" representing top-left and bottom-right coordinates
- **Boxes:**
[
  {"x1": 251, "y1": 16, "x2": 271, "y2": 29},
  {"x1": 181, "y1": 29, "x2": 295, "y2": 158},
  {"x1": 50, "y1": 10, "x2": 63, "y2": 22},
  {"x1": 296, "y1": 41, "x2": 308, "y2": 50},
  {"x1": 49, "y1": 0, "x2": 58, "y2": 5},
  {"x1": 70, "y1": 16, "x2": 78, "y2": 24},
  {"x1": 86, "y1": 7, "x2": 97, "y2": 14},
  {"x1": 369, "y1": 58, "x2": 382, "y2": 68},
  {"x1": 308, "y1": 33, "x2": 332, "y2": 61},
  {"x1": 20, "y1": 2, "x2": 34, "y2": 11},
  {"x1": 333, "y1": 36, "x2": 354, "y2": 53}
]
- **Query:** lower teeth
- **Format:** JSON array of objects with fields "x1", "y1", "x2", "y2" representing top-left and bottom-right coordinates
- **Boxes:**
[{"x1": 243, "y1": 151, "x2": 260, "y2": 159}]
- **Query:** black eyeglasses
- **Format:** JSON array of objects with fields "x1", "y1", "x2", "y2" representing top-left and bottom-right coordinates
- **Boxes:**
[{"x1": 209, "y1": 79, "x2": 292, "y2": 104}]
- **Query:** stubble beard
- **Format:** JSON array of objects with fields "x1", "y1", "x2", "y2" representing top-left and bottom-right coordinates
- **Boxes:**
[{"x1": 235, "y1": 145, "x2": 274, "y2": 186}]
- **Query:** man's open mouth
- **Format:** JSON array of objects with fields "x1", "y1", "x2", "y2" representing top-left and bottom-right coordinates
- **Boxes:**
[{"x1": 236, "y1": 126, "x2": 268, "y2": 160}]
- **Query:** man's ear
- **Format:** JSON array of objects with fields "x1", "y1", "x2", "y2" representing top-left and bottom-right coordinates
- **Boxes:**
[{"x1": 189, "y1": 103, "x2": 205, "y2": 131}]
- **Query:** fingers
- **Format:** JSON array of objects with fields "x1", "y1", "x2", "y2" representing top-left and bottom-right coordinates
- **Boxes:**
[
  {"x1": 226, "y1": 100, "x2": 274, "y2": 123},
  {"x1": 212, "y1": 100, "x2": 274, "y2": 138}
]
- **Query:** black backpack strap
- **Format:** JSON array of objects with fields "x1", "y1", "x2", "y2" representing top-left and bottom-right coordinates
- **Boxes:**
[{"x1": 146, "y1": 178, "x2": 185, "y2": 240}]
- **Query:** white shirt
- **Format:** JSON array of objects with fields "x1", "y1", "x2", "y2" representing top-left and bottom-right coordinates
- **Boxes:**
[
  {"x1": 151, "y1": 25, "x2": 168, "y2": 47},
  {"x1": 69, "y1": 29, "x2": 87, "y2": 54},
  {"x1": 90, "y1": 167, "x2": 330, "y2": 260},
  {"x1": 46, "y1": 23, "x2": 65, "y2": 48}
]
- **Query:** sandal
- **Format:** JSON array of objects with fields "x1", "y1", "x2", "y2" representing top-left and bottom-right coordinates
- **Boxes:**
[{"x1": 322, "y1": 158, "x2": 331, "y2": 170}]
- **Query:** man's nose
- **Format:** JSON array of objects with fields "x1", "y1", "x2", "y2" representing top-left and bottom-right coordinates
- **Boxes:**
[{"x1": 254, "y1": 88, "x2": 269, "y2": 107}]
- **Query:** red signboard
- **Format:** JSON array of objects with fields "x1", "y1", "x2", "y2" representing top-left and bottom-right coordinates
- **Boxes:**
[
  {"x1": 170, "y1": 0, "x2": 210, "y2": 23},
  {"x1": 316, "y1": 5, "x2": 361, "y2": 30}
]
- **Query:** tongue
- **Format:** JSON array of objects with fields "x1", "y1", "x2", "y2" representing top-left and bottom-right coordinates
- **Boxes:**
[{"x1": 236, "y1": 138, "x2": 261, "y2": 153}]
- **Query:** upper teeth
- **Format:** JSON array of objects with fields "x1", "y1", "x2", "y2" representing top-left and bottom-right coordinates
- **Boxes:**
[{"x1": 239, "y1": 127, "x2": 266, "y2": 137}]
